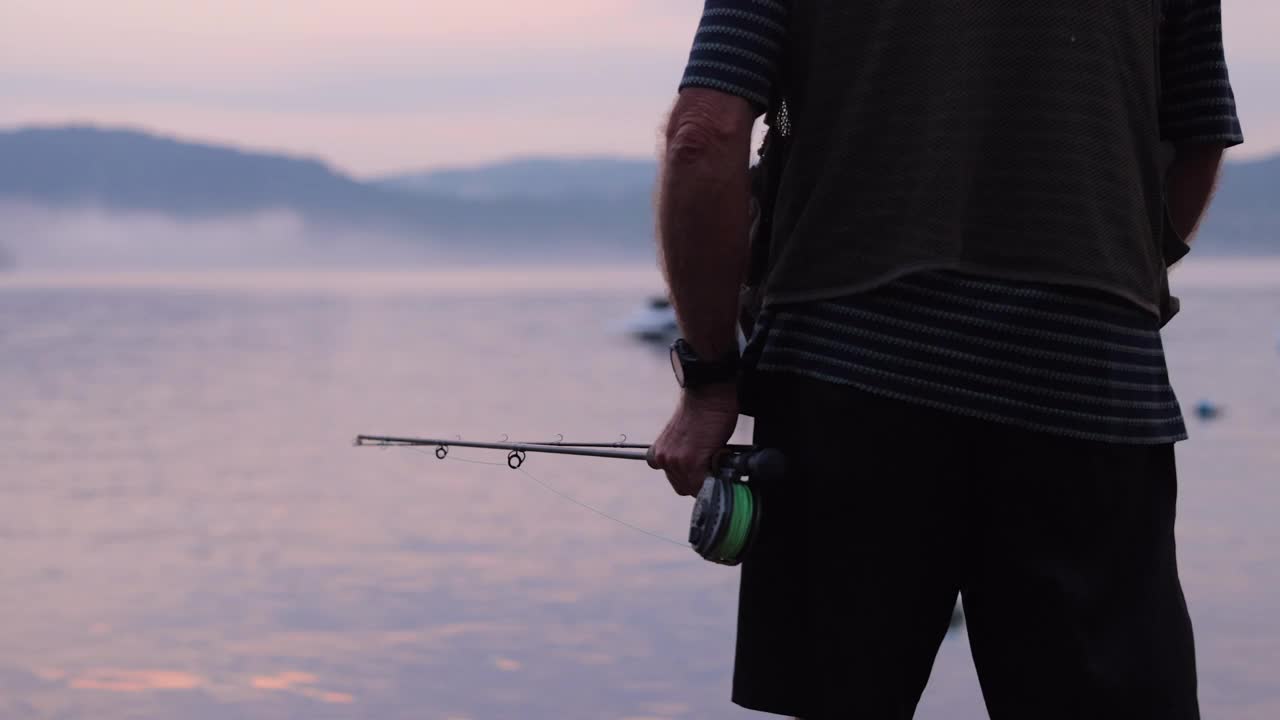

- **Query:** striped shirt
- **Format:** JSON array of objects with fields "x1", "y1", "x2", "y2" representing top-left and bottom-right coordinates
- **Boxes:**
[
  {"x1": 744, "y1": 272, "x2": 1188, "y2": 444},
  {"x1": 679, "y1": 0, "x2": 1244, "y2": 444}
]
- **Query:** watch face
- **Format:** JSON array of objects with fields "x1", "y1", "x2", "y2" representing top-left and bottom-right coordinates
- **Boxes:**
[{"x1": 670, "y1": 344, "x2": 686, "y2": 387}]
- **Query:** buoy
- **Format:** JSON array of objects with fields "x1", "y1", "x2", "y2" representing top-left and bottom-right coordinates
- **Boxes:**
[{"x1": 1194, "y1": 400, "x2": 1223, "y2": 421}]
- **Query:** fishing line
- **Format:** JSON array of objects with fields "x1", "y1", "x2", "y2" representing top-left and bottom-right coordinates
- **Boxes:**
[
  {"x1": 514, "y1": 466, "x2": 687, "y2": 548},
  {"x1": 408, "y1": 444, "x2": 686, "y2": 547},
  {"x1": 406, "y1": 445, "x2": 509, "y2": 467},
  {"x1": 419, "y1": 450, "x2": 507, "y2": 468},
  {"x1": 717, "y1": 483, "x2": 752, "y2": 561}
]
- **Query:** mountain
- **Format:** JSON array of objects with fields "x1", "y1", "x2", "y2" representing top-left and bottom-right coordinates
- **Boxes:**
[
  {"x1": 1193, "y1": 154, "x2": 1280, "y2": 256},
  {"x1": 1207, "y1": 154, "x2": 1280, "y2": 213},
  {"x1": 0, "y1": 124, "x2": 1277, "y2": 264},
  {"x1": 376, "y1": 152, "x2": 1280, "y2": 257},
  {"x1": 0, "y1": 126, "x2": 655, "y2": 261},
  {"x1": 0, "y1": 125, "x2": 385, "y2": 218}
]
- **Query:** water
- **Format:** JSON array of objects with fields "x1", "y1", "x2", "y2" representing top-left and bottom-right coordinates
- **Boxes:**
[{"x1": 1, "y1": 263, "x2": 1278, "y2": 719}]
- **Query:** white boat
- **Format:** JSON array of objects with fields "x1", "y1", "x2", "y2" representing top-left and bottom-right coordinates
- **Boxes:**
[
  {"x1": 622, "y1": 296, "x2": 679, "y2": 343},
  {"x1": 620, "y1": 296, "x2": 755, "y2": 350}
]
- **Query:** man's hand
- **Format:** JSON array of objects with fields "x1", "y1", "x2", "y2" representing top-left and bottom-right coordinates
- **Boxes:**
[{"x1": 649, "y1": 385, "x2": 740, "y2": 496}]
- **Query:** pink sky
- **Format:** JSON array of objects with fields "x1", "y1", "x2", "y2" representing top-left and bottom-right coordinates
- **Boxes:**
[{"x1": 2, "y1": 1, "x2": 1277, "y2": 176}]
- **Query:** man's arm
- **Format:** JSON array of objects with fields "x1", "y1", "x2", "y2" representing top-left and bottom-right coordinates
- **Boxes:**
[
  {"x1": 648, "y1": 88, "x2": 756, "y2": 496},
  {"x1": 649, "y1": 0, "x2": 786, "y2": 496},
  {"x1": 1165, "y1": 144, "x2": 1225, "y2": 243},
  {"x1": 1157, "y1": 0, "x2": 1242, "y2": 244},
  {"x1": 657, "y1": 88, "x2": 756, "y2": 360}
]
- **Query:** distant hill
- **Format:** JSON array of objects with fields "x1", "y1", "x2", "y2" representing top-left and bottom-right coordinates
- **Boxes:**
[
  {"x1": 375, "y1": 151, "x2": 1280, "y2": 258},
  {"x1": 0, "y1": 124, "x2": 1276, "y2": 263},
  {"x1": 1209, "y1": 154, "x2": 1280, "y2": 213},
  {"x1": 0, "y1": 126, "x2": 655, "y2": 260},
  {"x1": 1195, "y1": 154, "x2": 1280, "y2": 256},
  {"x1": 0, "y1": 126, "x2": 380, "y2": 216}
]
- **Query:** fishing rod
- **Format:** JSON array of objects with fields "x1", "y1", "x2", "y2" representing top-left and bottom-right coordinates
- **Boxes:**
[
  {"x1": 354, "y1": 434, "x2": 785, "y2": 565},
  {"x1": 518, "y1": 433, "x2": 758, "y2": 452}
]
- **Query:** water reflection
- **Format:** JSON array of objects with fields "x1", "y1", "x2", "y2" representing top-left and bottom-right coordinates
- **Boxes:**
[
  {"x1": 250, "y1": 672, "x2": 355, "y2": 704},
  {"x1": 1, "y1": 265, "x2": 1277, "y2": 719},
  {"x1": 68, "y1": 669, "x2": 203, "y2": 692}
]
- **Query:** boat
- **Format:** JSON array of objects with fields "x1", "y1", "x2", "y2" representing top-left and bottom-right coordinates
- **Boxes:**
[{"x1": 622, "y1": 296, "x2": 679, "y2": 343}]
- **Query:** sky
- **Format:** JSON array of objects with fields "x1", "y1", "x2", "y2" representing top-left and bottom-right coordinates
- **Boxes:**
[{"x1": 2, "y1": 1, "x2": 1278, "y2": 177}]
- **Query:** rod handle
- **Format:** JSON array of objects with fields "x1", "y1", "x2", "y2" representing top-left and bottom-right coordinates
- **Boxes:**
[
  {"x1": 646, "y1": 446, "x2": 786, "y2": 483},
  {"x1": 718, "y1": 448, "x2": 786, "y2": 483}
]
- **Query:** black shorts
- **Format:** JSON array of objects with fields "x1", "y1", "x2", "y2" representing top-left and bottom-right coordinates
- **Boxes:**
[{"x1": 734, "y1": 374, "x2": 1199, "y2": 719}]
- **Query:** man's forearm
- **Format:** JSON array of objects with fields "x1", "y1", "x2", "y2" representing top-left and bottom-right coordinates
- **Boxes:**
[
  {"x1": 1166, "y1": 143, "x2": 1226, "y2": 243},
  {"x1": 658, "y1": 90, "x2": 754, "y2": 360}
]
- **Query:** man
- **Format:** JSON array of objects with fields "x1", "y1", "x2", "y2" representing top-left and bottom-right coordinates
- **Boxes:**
[{"x1": 648, "y1": 1, "x2": 1243, "y2": 718}]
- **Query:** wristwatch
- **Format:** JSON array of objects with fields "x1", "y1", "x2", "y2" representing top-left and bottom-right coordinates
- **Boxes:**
[{"x1": 670, "y1": 338, "x2": 740, "y2": 390}]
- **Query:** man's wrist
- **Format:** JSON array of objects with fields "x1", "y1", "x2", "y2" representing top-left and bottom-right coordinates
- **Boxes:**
[
  {"x1": 670, "y1": 338, "x2": 740, "y2": 390},
  {"x1": 683, "y1": 382, "x2": 739, "y2": 412},
  {"x1": 684, "y1": 335, "x2": 740, "y2": 362}
]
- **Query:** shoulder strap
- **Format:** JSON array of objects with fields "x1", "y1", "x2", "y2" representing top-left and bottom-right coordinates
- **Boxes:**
[{"x1": 745, "y1": 5, "x2": 793, "y2": 290}]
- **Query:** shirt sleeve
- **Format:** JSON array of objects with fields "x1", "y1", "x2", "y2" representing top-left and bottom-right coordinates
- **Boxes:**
[
  {"x1": 1159, "y1": 0, "x2": 1245, "y2": 146},
  {"x1": 678, "y1": 0, "x2": 789, "y2": 114}
]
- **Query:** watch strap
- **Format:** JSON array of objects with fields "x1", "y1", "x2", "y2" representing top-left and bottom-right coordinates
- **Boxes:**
[{"x1": 674, "y1": 338, "x2": 740, "y2": 388}]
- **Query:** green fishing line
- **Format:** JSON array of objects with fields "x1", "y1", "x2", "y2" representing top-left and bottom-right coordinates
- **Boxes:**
[
  {"x1": 715, "y1": 482, "x2": 753, "y2": 562},
  {"x1": 733, "y1": 483, "x2": 756, "y2": 561}
]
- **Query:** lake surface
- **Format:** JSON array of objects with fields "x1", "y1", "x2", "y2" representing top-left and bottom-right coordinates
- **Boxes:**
[{"x1": 2, "y1": 263, "x2": 1278, "y2": 719}]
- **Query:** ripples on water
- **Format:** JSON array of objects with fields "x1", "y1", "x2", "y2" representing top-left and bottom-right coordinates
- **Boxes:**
[{"x1": 1, "y1": 263, "x2": 1277, "y2": 719}]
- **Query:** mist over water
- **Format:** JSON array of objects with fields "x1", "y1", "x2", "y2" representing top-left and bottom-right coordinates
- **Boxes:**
[
  {"x1": 0, "y1": 201, "x2": 665, "y2": 274},
  {"x1": 0, "y1": 202, "x2": 452, "y2": 271}
]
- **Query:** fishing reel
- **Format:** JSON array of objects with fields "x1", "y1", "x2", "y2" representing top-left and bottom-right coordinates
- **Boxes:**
[{"x1": 688, "y1": 449, "x2": 785, "y2": 566}]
